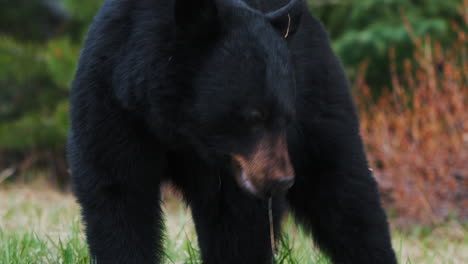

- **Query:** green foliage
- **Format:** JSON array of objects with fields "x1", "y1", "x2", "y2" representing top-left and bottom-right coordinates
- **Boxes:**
[
  {"x1": 45, "y1": 38, "x2": 82, "y2": 89},
  {"x1": 309, "y1": 0, "x2": 462, "y2": 89},
  {"x1": 0, "y1": 0, "x2": 102, "y2": 154},
  {"x1": 0, "y1": 102, "x2": 69, "y2": 150},
  {"x1": 0, "y1": 0, "x2": 68, "y2": 42}
]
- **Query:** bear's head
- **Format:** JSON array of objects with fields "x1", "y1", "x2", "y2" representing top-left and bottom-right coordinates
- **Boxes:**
[{"x1": 174, "y1": 0, "x2": 304, "y2": 198}]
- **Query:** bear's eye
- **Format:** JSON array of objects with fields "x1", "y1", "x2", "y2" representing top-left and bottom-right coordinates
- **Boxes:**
[{"x1": 246, "y1": 109, "x2": 266, "y2": 123}]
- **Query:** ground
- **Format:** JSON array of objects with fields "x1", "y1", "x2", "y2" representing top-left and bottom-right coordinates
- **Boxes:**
[{"x1": 0, "y1": 185, "x2": 466, "y2": 264}]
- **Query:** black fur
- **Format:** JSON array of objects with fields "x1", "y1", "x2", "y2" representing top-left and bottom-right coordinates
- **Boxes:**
[{"x1": 68, "y1": 0, "x2": 397, "y2": 263}]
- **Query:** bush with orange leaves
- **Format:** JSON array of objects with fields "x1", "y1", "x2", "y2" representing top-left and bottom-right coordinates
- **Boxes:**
[{"x1": 355, "y1": 1, "x2": 468, "y2": 225}]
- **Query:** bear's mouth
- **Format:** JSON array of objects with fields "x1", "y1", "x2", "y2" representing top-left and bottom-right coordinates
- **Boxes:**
[
  {"x1": 231, "y1": 155, "x2": 262, "y2": 196},
  {"x1": 237, "y1": 168, "x2": 258, "y2": 194}
]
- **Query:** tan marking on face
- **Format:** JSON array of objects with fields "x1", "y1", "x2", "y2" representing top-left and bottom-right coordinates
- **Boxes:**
[{"x1": 232, "y1": 134, "x2": 294, "y2": 193}]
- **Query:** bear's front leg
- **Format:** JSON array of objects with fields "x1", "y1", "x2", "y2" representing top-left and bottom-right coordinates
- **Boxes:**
[
  {"x1": 75, "y1": 181, "x2": 163, "y2": 264},
  {"x1": 68, "y1": 128, "x2": 165, "y2": 264},
  {"x1": 287, "y1": 119, "x2": 397, "y2": 264}
]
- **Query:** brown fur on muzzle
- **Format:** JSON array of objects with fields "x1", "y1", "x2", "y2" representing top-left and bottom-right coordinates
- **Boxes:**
[{"x1": 232, "y1": 134, "x2": 295, "y2": 196}]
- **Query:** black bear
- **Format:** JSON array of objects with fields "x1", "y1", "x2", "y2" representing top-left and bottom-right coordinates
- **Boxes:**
[{"x1": 68, "y1": 0, "x2": 397, "y2": 263}]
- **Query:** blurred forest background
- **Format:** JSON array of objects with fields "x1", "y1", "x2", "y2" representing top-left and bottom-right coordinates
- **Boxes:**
[{"x1": 0, "y1": 0, "x2": 466, "y2": 225}]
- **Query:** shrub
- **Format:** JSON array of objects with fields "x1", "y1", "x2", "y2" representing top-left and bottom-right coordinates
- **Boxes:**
[{"x1": 356, "y1": 1, "x2": 467, "y2": 224}]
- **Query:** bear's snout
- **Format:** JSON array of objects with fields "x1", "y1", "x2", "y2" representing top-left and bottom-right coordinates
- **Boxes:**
[{"x1": 232, "y1": 135, "x2": 295, "y2": 197}]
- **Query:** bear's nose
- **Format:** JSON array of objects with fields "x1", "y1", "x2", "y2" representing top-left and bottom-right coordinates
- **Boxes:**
[{"x1": 264, "y1": 177, "x2": 295, "y2": 196}]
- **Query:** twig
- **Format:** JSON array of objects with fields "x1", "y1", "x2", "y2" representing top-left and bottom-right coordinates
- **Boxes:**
[{"x1": 268, "y1": 197, "x2": 276, "y2": 253}]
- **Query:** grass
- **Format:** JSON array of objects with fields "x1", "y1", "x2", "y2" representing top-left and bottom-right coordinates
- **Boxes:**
[{"x1": 0, "y1": 185, "x2": 467, "y2": 264}]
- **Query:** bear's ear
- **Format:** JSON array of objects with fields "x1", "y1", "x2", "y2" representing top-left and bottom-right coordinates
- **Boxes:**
[
  {"x1": 266, "y1": 0, "x2": 304, "y2": 39},
  {"x1": 175, "y1": 0, "x2": 219, "y2": 39}
]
